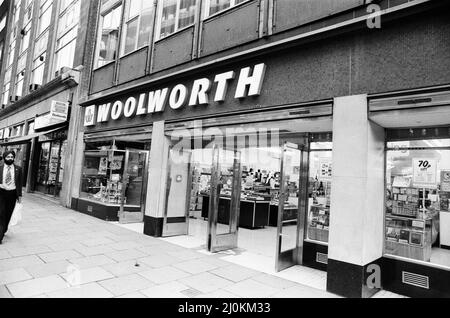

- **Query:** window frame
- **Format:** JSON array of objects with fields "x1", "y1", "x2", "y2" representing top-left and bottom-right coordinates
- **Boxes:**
[
  {"x1": 120, "y1": 0, "x2": 155, "y2": 57},
  {"x1": 32, "y1": 0, "x2": 53, "y2": 86},
  {"x1": 53, "y1": 0, "x2": 80, "y2": 76},
  {"x1": 155, "y1": 0, "x2": 198, "y2": 41},
  {"x1": 93, "y1": 2, "x2": 123, "y2": 70},
  {"x1": 383, "y1": 137, "x2": 450, "y2": 271},
  {"x1": 203, "y1": 0, "x2": 252, "y2": 20}
]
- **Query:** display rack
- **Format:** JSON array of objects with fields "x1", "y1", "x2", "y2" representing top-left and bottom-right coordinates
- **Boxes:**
[
  {"x1": 385, "y1": 186, "x2": 434, "y2": 261},
  {"x1": 307, "y1": 205, "x2": 330, "y2": 242},
  {"x1": 306, "y1": 179, "x2": 331, "y2": 242}
]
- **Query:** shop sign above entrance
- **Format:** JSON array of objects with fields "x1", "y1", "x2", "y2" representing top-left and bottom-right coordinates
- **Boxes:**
[
  {"x1": 84, "y1": 63, "x2": 267, "y2": 127},
  {"x1": 35, "y1": 101, "x2": 70, "y2": 130},
  {"x1": 412, "y1": 158, "x2": 437, "y2": 188}
]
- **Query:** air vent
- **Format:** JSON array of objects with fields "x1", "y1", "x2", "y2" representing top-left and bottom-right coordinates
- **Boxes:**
[
  {"x1": 289, "y1": 110, "x2": 311, "y2": 116},
  {"x1": 402, "y1": 271, "x2": 429, "y2": 289},
  {"x1": 316, "y1": 252, "x2": 328, "y2": 265},
  {"x1": 397, "y1": 98, "x2": 432, "y2": 105}
]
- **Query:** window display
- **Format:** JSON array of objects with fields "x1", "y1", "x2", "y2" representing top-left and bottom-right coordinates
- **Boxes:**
[
  {"x1": 36, "y1": 139, "x2": 67, "y2": 197},
  {"x1": 386, "y1": 138, "x2": 450, "y2": 266},
  {"x1": 81, "y1": 149, "x2": 148, "y2": 207},
  {"x1": 307, "y1": 141, "x2": 333, "y2": 243},
  {"x1": 81, "y1": 150, "x2": 126, "y2": 205}
]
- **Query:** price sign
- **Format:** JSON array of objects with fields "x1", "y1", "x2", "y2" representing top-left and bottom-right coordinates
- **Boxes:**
[
  {"x1": 413, "y1": 158, "x2": 437, "y2": 188},
  {"x1": 441, "y1": 171, "x2": 450, "y2": 192}
]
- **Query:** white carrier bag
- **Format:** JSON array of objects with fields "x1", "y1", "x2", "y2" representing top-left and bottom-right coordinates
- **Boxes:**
[{"x1": 9, "y1": 202, "x2": 23, "y2": 227}]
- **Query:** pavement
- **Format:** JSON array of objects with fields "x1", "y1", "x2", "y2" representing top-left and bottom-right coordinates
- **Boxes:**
[{"x1": 0, "y1": 193, "x2": 340, "y2": 298}]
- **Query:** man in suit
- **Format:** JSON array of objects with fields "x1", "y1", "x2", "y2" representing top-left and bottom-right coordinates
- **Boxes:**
[{"x1": 0, "y1": 150, "x2": 23, "y2": 244}]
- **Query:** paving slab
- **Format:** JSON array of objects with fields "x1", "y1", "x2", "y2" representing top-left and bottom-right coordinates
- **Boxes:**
[
  {"x1": 0, "y1": 194, "x2": 350, "y2": 299},
  {"x1": 7, "y1": 275, "x2": 68, "y2": 298}
]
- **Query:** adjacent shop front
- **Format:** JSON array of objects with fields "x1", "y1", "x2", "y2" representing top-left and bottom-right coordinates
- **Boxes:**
[
  {"x1": 370, "y1": 87, "x2": 450, "y2": 298},
  {"x1": 0, "y1": 92, "x2": 71, "y2": 200},
  {"x1": 72, "y1": 127, "x2": 151, "y2": 222},
  {"x1": 0, "y1": 123, "x2": 32, "y2": 187}
]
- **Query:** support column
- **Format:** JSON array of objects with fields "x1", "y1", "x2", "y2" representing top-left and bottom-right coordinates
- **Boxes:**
[
  {"x1": 143, "y1": 121, "x2": 170, "y2": 237},
  {"x1": 327, "y1": 94, "x2": 385, "y2": 298}
]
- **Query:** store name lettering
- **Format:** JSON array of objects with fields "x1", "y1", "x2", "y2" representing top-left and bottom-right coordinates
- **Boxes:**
[{"x1": 84, "y1": 63, "x2": 267, "y2": 127}]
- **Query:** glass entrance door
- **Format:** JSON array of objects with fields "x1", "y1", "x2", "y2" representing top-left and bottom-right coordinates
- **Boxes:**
[
  {"x1": 118, "y1": 150, "x2": 149, "y2": 223},
  {"x1": 35, "y1": 140, "x2": 67, "y2": 197},
  {"x1": 276, "y1": 142, "x2": 306, "y2": 272},
  {"x1": 207, "y1": 144, "x2": 242, "y2": 253}
]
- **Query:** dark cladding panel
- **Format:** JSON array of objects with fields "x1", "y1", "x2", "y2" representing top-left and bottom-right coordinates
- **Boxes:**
[
  {"x1": 152, "y1": 27, "x2": 194, "y2": 73},
  {"x1": 201, "y1": 1, "x2": 260, "y2": 57},
  {"x1": 91, "y1": 63, "x2": 116, "y2": 94},
  {"x1": 273, "y1": 0, "x2": 364, "y2": 34},
  {"x1": 118, "y1": 48, "x2": 148, "y2": 84},
  {"x1": 351, "y1": 9, "x2": 450, "y2": 95}
]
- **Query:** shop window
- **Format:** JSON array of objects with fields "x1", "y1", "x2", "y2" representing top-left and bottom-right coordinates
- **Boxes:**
[
  {"x1": 385, "y1": 137, "x2": 450, "y2": 268},
  {"x1": 95, "y1": 4, "x2": 122, "y2": 68},
  {"x1": 204, "y1": 0, "x2": 248, "y2": 18},
  {"x1": 36, "y1": 139, "x2": 67, "y2": 197},
  {"x1": 307, "y1": 141, "x2": 333, "y2": 244},
  {"x1": 121, "y1": 0, "x2": 154, "y2": 56},
  {"x1": 80, "y1": 149, "x2": 148, "y2": 207},
  {"x1": 156, "y1": 0, "x2": 197, "y2": 40}
]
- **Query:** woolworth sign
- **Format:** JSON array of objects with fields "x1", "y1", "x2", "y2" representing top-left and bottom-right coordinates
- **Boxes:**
[{"x1": 84, "y1": 63, "x2": 267, "y2": 127}]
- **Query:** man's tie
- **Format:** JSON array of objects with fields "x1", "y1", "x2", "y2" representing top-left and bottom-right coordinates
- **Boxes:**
[{"x1": 5, "y1": 166, "x2": 12, "y2": 186}]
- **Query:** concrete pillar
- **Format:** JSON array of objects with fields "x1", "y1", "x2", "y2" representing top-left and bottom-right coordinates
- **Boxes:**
[
  {"x1": 143, "y1": 120, "x2": 170, "y2": 237},
  {"x1": 327, "y1": 94, "x2": 386, "y2": 298}
]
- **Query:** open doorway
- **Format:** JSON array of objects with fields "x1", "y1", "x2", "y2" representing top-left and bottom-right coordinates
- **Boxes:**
[{"x1": 161, "y1": 113, "x2": 333, "y2": 282}]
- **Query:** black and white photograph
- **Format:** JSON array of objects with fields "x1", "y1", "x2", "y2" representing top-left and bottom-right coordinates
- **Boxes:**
[{"x1": 0, "y1": 0, "x2": 449, "y2": 304}]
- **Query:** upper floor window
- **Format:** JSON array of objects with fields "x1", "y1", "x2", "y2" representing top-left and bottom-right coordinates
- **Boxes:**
[
  {"x1": 157, "y1": 0, "x2": 197, "y2": 40},
  {"x1": 57, "y1": 0, "x2": 80, "y2": 38},
  {"x1": 37, "y1": 0, "x2": 53, "y2": 36},
  {"x1": 14, "y1": 72, "x2": 24, "y2": 97},
  {"x1": 0, "y1": 41, "x2": 3, "y2": 65},
  {"x1": 95, "y1": 4, "x2": 122, "y2": 68},
  {"x1": 20, "y1": 22, "x2": 32, "y2": 54},
  {"x1": 6, "y1": 39, "x2": 15, "y2": 68},
  {"x1": 54, "y1": 0, "x2": 80, "y2": 75},
  {"x1": 205, "y1": 0, "x2": 247, "y2": 17},
  {"x1": 23, "y1": 0, "x2": 34, "y2": 25},
  {"x1": 0, "y1": 15, "x2": 6, "y2": 33},
  {"x1": 2, "y1": 82, "x2": 10, "y2": 105},
  {"x1": 121, "y1": 0, "x2": 154, "y2": 56},
  {"x1": 32, "y1": 0, "x2": 54, "y2": 86},
  {"x1": 13, "y1": 0, "x2": 21, "y2": 24}
]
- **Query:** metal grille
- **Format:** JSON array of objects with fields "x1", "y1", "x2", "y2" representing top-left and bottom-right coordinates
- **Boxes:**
[
  {"x1": 316, "y1": 253, "x2": 328, "y2": 265},
  {"x1": 402, "y1": 271, "x2": 430, "y2": 289}
]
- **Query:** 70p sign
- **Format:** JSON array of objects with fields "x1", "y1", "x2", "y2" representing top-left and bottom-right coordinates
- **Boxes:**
[{"x1": 413, "y1": 158, "x2": 437, "y2": 188}]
